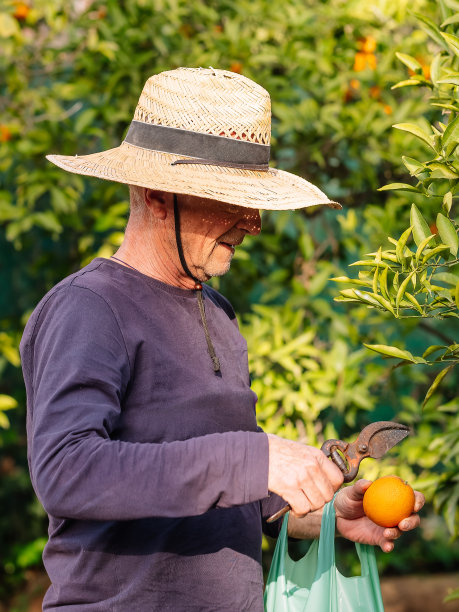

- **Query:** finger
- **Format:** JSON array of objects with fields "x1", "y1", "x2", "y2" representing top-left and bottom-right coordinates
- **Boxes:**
[
  {"x1": 321, "y1": 455, "x2": 345, "y2": 490},
  {"x1": 351, "y1": 479, "x2": 372, "y2": 499},
  {"x1": 383, "y1": 527, "x2": 402, "y2": 540},
  {"x1": 286, "y1": 492, "x2": 312, "y2": 518},
  {"x1": 414, "y1": 491, "x2": 425, "y2": 513},
  {"x1": 301, "y1": 477, "x2": 333, "y2": 512},
  {"x1": 397, "y1": 513, "x2": 421, "y2": 532},
  {"x1": 380, "y1": 540, "x2": 394, "y2": 553}
]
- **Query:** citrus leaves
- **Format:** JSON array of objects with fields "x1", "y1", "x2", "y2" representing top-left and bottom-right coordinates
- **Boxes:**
[
  {"x1": 334, "y1": 206, "x2": 458, "y2": 319},
  {"x1": 335, "y1": 6, "x2": 458, "y2": 462},
  {"x1": 437, "y1": 213, "x2": 459, "y2": 256}
]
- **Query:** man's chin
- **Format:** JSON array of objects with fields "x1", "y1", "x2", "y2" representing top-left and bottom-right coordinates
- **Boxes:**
[{"x1": 201, "y1": 260, "x2": 233, "y2": 280}]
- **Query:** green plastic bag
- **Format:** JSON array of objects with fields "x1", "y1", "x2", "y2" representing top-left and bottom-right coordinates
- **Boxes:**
[{"x1": 264, "y1": 497, "x2": 385, "y2": 611}]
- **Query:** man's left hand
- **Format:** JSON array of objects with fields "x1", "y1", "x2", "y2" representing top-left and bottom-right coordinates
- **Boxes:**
[{"x1": 335, "y1": 479, "x2": 425, "y2": 553}]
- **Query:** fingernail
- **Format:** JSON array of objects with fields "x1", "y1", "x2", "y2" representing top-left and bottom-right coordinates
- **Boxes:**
[{"x1": 401, "y1": 520, "x2": 409, "y2": 529}]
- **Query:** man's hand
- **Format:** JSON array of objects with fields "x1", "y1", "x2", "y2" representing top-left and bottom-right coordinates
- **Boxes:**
[
  {"x1": 267, "y1": 434, "x2": 344, "y2": 517},
  {"x1": 335, "y1": 479, "x2": 425, "y2": 553}
]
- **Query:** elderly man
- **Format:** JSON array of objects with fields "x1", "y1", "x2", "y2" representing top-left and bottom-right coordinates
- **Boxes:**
[{"x1": 20, "y1": 68, "x2": 423, "y2": 611}]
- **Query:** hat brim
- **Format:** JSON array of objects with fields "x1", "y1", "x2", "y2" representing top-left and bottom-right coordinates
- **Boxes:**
[{"x1": 46, "y1": 142, "x2": 341, "y2": 211}]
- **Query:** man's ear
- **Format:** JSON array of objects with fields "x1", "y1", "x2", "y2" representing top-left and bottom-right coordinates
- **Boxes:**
[{"x1": 144, "y1": 189, "x2": 169, "y2": 220}]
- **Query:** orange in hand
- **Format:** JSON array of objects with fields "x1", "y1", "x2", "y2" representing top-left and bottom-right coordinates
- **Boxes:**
[{"x1": 363, "y1": 475, "x2": 415, "y2": 528}]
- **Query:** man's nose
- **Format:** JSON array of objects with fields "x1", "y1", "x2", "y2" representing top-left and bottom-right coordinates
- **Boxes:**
[{"x1": 236, "y1": 209, "x2": 261, "y2": 235}]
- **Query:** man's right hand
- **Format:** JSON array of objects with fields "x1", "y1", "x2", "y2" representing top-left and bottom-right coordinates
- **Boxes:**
[{"x1": 267, "y1": 434, "x2": 344, "y2": 517}]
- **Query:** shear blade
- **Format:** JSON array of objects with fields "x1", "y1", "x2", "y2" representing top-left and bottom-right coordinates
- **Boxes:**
[{"x1": 361, "y1": 421, "x2": 410, "y2": 459}]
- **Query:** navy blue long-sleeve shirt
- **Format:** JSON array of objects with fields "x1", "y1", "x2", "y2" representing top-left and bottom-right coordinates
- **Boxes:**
[{"x1": 20, "y1": 257, "x2": 284, "y2": 611}]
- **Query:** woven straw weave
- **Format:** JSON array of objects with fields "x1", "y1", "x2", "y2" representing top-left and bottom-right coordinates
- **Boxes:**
[
  {"x1": 134, "y1": 68, "x2": 271, "y2": 145},
  {"x1": 47, "y1": 67, "x2": 340, "y2": 211}
]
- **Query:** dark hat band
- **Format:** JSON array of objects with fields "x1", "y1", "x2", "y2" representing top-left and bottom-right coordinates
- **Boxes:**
[{"x1": 124, "y1": 121, "x2": 270, "y2": 168}]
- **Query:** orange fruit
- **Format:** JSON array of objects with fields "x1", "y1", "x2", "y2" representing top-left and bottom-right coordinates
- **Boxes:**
[
  {"x1": 363, "y1": 476, "x2": 415, "y2": 528},
  {"x1": 0, "y1": 125, "x2": 12, "y2": 142},
  {"x1": 13, "y1": 2, "x2": 30, "y2": 20}
]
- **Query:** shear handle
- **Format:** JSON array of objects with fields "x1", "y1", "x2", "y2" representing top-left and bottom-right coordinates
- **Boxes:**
[{"x1": 320, "y1": 438, "x2": 358, "y2": 483}]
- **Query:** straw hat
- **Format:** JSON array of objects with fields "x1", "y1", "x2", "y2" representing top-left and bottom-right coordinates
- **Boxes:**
[{"x1": 47, "y1": 67, "x2": 341, "y2": 211}]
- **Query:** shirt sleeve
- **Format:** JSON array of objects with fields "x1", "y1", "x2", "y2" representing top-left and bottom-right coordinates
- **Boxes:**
[{"x1": 21, "y1": 284, "x2": 269, "y2": 521}]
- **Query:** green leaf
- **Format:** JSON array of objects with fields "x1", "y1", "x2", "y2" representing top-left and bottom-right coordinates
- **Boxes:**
[
  {"x1": 433, "y1": 272, "x2": 459, "y2": 285},
  {"x1": 0, "y1": 395, "x2": 17, "y2": 410},
  {"x1": 410, "y1": 204, "x2": 431, "y2": 247},
  {"x1": 422, "y1": 345, "x2": 445, "y2": 359},
  {"x1": 422, "y1": 244, "x2": 452, "y2": 263},
  {"x1": 423, "y1": 364, "x2": 456, "y2": 407},
  {"x1": 349, "y1": 260, "x2": 388, "y2": 268},
  {"x1": 391, "y1": 79, "x2": 422, "y2": 89},
  {"x1": 402, "y1": 156, "x2": 425, "y2": 176},
  {"x1": 350, "y1": 290, "x2": 395, "y2": 314},
  {"x1": 428, "y1": 162, "x2": 459, "y2": 179},
  {"x1": 395, "y1": 52, "x2": 423, "y2": 72},
  {"x1": 442, "y1": 115, "x2": 459, "y2": 155},
  {"x1": 437, "y1": 213, "x2": 459, "y2": 256},
  {"x1": 393, "y1": 123, "x2": 436, "y2": 151},
  {"x1": 430, "y1": 53, "x2": 442, "y2": 84},
  {"x1": 331, "y1": 277, "x2": 372, "y2": 287},
  {"x1": 441, "y1": 14, "x2": 459, "y2": 27},
  {"x1": 413, "y1": 13, "x2": 450, "y2": 50},
  {"x1": 337, "y1": 288, "x2": 360, "y2": 300},
  {"x1": 0, "y1": 412, "x2": 10, "y2": 429},
  {"x1": 456, "y1": 280, "x2": 459, "y2": 309},
  {"x1": 415, "y1": 234, "x2": 436, "y2": 262},
  {"x1": 441, "y1": 32, "x2": 459, "y2": 56},
  {"x1": 404, "y1": 292, "x2": 423, "y2": 314},
  {"x1": 379, "y1": 266, "x2": 389, "y2": 299},
  {"x1": 443, "y1": 192, "x2": 453, "y2": 215},
  {"x1": 437, "y1": 76, "x2": 459, "y2": 86},
  {"x1": 364, "y1": 344, "x2": 416, "y2": 362},
  {"x1": 396, "y1": 226, "x2": 413, "y2": 263},
  {"x1": 378, "y1": 183, "x2": 420, "y2": 192},
  {"x1": 396, "y1": 271, "x2": 416, "y2": 308},
  {"x1": 366, "y1": 250, "x2": 398, "y2": 263}
]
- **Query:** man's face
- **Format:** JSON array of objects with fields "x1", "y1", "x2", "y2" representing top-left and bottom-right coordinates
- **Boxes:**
[{"x1": 176, "y1": 195, "x2": 262, "y2": 281}]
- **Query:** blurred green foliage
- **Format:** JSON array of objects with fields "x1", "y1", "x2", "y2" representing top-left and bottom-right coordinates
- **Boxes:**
[{"x1": 1, "y1": 0, "x2": 458, "y2": 603}]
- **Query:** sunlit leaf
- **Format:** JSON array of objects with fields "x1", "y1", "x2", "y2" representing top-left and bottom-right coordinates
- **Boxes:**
[
  {"x1": 415, "y1": 234, "x2": 436, "y2": 262},
  {"x1": 441, "y1": 32, "x2": 459, "y2": 56},
  {"x1": 396, "y1": 271, "x2": 416, "y2": 308},
  {"x1": 402, "y1": 156, "x2": 425, "y2": 176},
  {"x1": 422, "y1": 345, "x2": 445, "y2": 359},
  {"x1": 428, "y1": 162, "x2": 459, "y2": 179},
  {"x1": 437, "y1": 213, "x2": 459, "y2": 256},
  {"x1": 363, "y1": 344, "x2": 416, "y2": 362},
  {"x1": 423, "y1": 364, "x2": 456, "y2": 407},
  {"x1": 396, "y1": 226, "x2": 413, "y2": 263},
  {"x1": 410, "y1": 204, "x2": 432, "y2": 247},
  {"x1": 443, "y1": 192, "x2": 453, "y2": 215},
  {"x1": 395, "y1": 52, "x2": 423, "y2": 72},
  {"x1": 404, "y1": 292, "x2": 423, "y2": 314},
  {"x1": 0, "y1": 395, "x2": 17, "y2": 410},
  {"x1": 413, "y1": 13, "x2": 450, "y2": 50},
  {"x1": 441, "y1": 14, "x2": 459, "y2": 27},
  {"x1": 378, "y1": 183, "x2": 420, "y2": 192},
  {"x1": 391, "y1": 79, "x2": 422, "y2": 89},
  {"x1": 393, "y1": 123, "x2": 436, "y2": 150},
  {"x1": 422, "y1": 244, "x2": 452, "y2": 263}
]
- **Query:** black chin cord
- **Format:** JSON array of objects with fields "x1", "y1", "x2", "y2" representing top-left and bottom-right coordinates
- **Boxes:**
[{"x1": 173, "y1": 194, "x2": 221, "y2": 374}]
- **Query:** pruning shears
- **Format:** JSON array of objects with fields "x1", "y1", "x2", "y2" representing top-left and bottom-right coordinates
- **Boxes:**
[{"x1": 266, "y1": 420, "x2": 410, "y2": 523}]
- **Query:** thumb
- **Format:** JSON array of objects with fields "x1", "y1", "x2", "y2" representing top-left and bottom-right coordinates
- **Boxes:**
[{"x1": 348, "y1": 479, "x2": 372, "y2": 501}]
